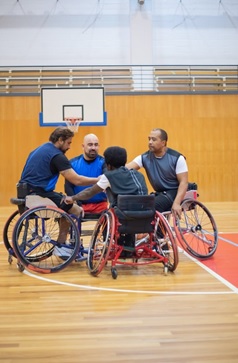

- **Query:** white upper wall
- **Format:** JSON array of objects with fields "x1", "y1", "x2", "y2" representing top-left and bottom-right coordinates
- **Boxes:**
[{"x1": 0, "y1": 0, "x2": 237, "y2": 66}]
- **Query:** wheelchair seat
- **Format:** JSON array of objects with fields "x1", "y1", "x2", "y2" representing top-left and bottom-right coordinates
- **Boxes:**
[{"x1": 115, "y1": 195, "x2": 155, "y2": 234}]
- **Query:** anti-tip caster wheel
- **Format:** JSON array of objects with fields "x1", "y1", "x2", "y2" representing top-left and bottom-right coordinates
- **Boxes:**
[
  {"x1": 111, "y1": 267, "x2": 118, "y2": 279},
  {"x1": 8, "y1": 254, "x2": 13, "y2": 265},
  {"x1": 163, "y1": 265, "x2": 168, "y2": 276},
  {"x1": 17, "y1": 261, "x2": 25, "y2": 273}
]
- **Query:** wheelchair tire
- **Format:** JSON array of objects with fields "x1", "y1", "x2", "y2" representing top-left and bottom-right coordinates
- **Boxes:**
[
  {"x1": 154, "y1": 211, "x2": 179, "y2": 272},
  {"x1": 175, "y1": 198, "x2": 218, "y2": 259},
  {"x1": 87, "y1": 210, "x2": 115, "y2": 276},
  {"x1": 3, "y1": 210, "x2": 19, "y2": 259},
  {"x1": 12, "y1": 206, "x2": 80, "y2": 273}
]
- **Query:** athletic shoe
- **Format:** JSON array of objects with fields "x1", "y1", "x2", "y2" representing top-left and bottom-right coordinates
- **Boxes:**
[{"x1": 53, "y1": 245, "x2": 73, "y2": 260}]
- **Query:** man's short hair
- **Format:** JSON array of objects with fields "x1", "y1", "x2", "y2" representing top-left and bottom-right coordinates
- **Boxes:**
[
  {"x1": 104, "y1": 146, "x2": 127, "y2": 168},
  {"x1": 49, "y1": 127, "x2": 74, "y2": 143}
]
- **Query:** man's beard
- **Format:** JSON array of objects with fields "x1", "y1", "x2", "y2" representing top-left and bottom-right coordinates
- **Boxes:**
[{"x1": 85, "y1": 150, "x2": 98, "y2": 159}]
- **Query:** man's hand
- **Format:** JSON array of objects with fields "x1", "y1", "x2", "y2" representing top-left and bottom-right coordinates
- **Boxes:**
[
  {"x1": 64, "y1": 196, "x2": 74, "y2": 205},
  {"x1": 171, "y1": 201, "x2": 182, "y2": 219}
]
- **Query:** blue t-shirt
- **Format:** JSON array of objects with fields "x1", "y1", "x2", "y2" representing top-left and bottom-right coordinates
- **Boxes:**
[{"x1": 65, "y1": 154, "x2": 107, "y2": 204}]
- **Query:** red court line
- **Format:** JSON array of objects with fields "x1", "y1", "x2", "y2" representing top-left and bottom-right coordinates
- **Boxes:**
[{"x1": 201, "y1": 233, "x2": 238, "y2": 288}]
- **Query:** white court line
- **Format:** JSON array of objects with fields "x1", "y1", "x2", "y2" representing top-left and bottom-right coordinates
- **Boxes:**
[
  {"x1": 23, "y1": 255, "x2": 237, "y2": 296},
  {"x1": 218, "y1": 235, "x2": 238, "y2": 247},
  {"x1": 1, "y1": 240, "x2": 237, "y2": 295}
]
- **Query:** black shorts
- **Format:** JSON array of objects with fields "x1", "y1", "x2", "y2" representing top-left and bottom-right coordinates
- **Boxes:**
[
  {"x1": 153, "y1": 190, "x2": 177, "y2": 213},
  {"x1": 29, "y1": 190, "x2": 73, "y2": 213}
]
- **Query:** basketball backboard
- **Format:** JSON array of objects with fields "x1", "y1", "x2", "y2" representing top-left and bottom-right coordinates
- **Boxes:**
[{"x1": 39, "y1": 87, "x2": 107, "y2": 127}]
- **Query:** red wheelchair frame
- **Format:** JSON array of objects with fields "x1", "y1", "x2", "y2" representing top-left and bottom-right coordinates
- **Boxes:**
[{"x1": 87, "y1": 195, "x2": 179, "y2": 279}]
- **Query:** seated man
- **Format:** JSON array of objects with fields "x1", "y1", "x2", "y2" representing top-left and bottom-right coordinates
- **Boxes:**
[
  {"x1": 126, "y1": 128, "x2": 188, "y2": 219},
  {"x1": 64, "y1": 146, "x2": 148, "y2": 255},
  {"x1": 65, "y1": 133, "x2": 108, "y2": 214},
  {"x1": 18, "y1": 127, "x2": 99, "y2": 260}
]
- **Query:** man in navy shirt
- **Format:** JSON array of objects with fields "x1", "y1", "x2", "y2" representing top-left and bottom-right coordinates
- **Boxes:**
[{"x1": 19, "y1": 127, "x2": 98, "y2": 246}]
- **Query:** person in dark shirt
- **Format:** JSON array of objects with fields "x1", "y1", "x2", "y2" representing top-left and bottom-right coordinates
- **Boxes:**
[
  {"x1": 64, "y1": 146, "x2": 148, "y2": 207},
  {"x1": 126, "y1": 128, "x2": 188, "y2": 218},
  {"x1": 64, "y1": 146, "x2": 148, "y2": 253}
]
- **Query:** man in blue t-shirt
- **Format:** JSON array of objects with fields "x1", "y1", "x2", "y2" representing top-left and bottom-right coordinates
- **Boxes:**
[{"x1": 65, "y1": 133, "x2": 108, "y2": 214}]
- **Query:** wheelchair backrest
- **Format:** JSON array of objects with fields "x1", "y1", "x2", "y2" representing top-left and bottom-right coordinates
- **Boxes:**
[{"x1": 115, "y1": 195, "x2": 155, "y2": 234}]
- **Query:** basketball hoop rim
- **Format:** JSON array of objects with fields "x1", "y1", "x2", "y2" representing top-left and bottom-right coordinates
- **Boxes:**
[{"x1": 64, "y1": 117, "x2": 81, "y2": 132}]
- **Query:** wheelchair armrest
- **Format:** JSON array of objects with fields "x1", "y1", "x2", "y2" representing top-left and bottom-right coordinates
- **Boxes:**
[{"x1": 10, "y1": 197, "x2": 25, "y2": 205}]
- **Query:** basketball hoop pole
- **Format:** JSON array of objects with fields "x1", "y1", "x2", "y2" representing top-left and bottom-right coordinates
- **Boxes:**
[{"x1": 64, "y1": 117, "x2": 82, "y2": 133}]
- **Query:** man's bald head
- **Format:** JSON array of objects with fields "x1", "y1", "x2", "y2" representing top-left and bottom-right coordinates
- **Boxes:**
[{"x1": 82, "y1": 133, "x2": 100, "y2": 160}]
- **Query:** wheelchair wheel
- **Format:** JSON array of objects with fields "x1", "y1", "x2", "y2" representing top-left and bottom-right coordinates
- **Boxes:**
[
  {"x1": 154, "y1": 211, "x2": 179, "y2": 272},
  {"x1": 87, "y1": 210, "x2": 115, "y2": 276},
  {"x1": 12, "y1": 206, "x2": 80, "y2": 273},
  {"x1": 3, "y1": 210, "x2": 19, "y2": 261},
  {"x1": 175, "y1": 199, "x2": 218, "y2": 259}
]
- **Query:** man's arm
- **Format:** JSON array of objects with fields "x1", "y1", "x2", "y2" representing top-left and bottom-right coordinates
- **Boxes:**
[
  {"x1": 64, "y1": 184, "x2": 103, "y2": 204},
  {"x1": 126, "y1": 155, "x2": 142, "y2": 170},
  {"x1": 61, "y1": 168, "x2": 99, "y2": 186},
  {"x1": 51, "y1": 154, "x2": 99, "y2": 186},
  {"x1": 171, "y1": 172, "x2": 188, "y2": 218},
  {"x1": 125, "y1": 161, "x2": 140, "y2": 170}
]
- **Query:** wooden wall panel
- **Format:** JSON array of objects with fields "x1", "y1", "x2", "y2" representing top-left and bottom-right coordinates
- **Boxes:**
[{"x1": 0, "y1": 94, "x2": 237, "y2": 205}]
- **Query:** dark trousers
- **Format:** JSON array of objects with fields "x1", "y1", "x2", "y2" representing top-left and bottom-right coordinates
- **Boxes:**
[{"x1": 154, "y1": 190, "x2": 177, "y2": 213}]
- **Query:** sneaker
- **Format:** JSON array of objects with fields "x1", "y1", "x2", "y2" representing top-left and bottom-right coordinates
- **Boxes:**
[{"x1": 53, "y1": 245, "x2": 73, "y2": 260}]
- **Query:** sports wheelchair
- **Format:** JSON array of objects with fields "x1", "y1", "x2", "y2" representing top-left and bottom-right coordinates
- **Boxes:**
[
  {"x1": 87, "y1": 195, "x2": 179, "y2": 279},
  {"x1": 3, "y1": 183, "x2": 99, "y2": 273}
]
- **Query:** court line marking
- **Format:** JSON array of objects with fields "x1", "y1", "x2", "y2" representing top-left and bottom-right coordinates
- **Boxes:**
[
  {"x1": 23, "y1": 250, "x2": 237, "y2": 296},
  {"x1": 218, "y1": 235, "x2": 238, "y2": 247},
  {"x1": 178, "y1": 247, "x2": 238, "y2": 293},
  {"x1": 1, "y1": 241, "x2": 237, "y2": 295},
  {"x1": 23, "y1": 269, "x2": 235, "y2": 295}
]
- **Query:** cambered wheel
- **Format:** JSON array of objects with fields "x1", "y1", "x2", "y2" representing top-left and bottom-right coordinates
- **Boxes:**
[
  {"x1": 154, "y1": 211, "x2": 179, "y2": 272},
  {"x1": 87, "y1": 210, "x2": 115, "y2": 276},
  {"x1": 175, "y1": 199, "x2": 218, "y2": 259},
  {"x1": 3, "y1": 210, "x2": 20, "y2": 260},
  {"x1": 12, "y1": 206, "x2": 80, "y2": 273}
]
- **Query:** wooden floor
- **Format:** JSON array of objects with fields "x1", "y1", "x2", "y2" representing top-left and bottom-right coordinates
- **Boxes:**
[{"x1": 0, "y1": 203, "x2": 238, "y2": 363}]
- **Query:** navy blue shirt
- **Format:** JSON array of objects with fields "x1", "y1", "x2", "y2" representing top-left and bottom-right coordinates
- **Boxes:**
[{"x1": 20, "y1": 142, "x2": 71, "y2": 191}]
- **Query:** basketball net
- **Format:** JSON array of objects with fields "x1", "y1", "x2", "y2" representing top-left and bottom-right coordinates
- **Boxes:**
[{"x1": 64, "y1": 117, "x2": 82, "y2": 133}]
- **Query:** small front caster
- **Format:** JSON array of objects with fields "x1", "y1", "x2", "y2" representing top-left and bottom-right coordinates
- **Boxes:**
[{"x1": 111, "y1": 267, "x2": 118, "y2": 279}]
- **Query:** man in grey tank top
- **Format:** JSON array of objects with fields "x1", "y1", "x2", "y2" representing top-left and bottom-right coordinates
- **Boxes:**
[{"x1": 126, "y1": 128, "x2": 188, "y2": 219}]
